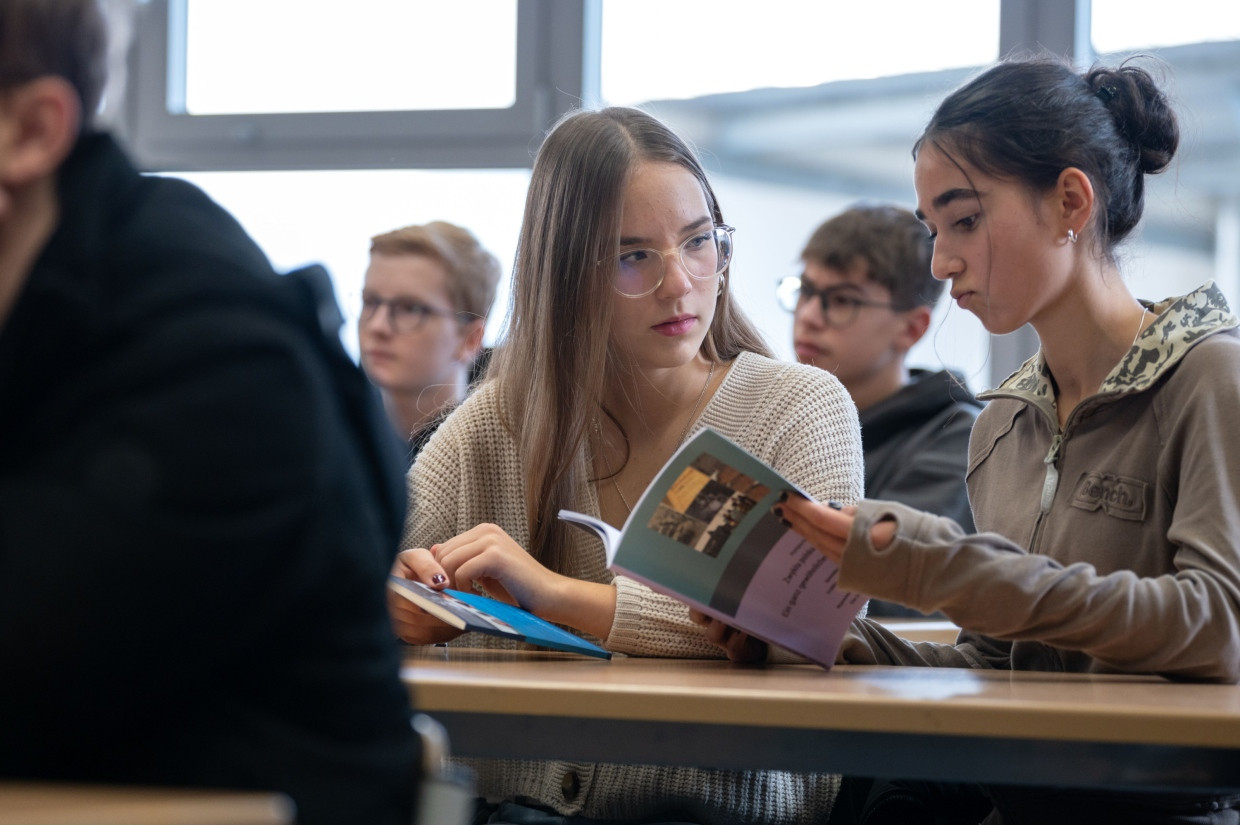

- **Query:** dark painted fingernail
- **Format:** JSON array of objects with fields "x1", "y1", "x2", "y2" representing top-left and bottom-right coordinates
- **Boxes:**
[
  {"x1": 781, "y1": 518, "x2": 793, "y2": 528},
  {"x1": 772, "y1": 506, "x2": 783, "y2": 518},
  {"x1": 431, "y1": 573, "x2": 447, "y2": 585},
  {"x1": 779, "y1": 491, "x2": 789, "y2": 502},
  {"x1": 827, "y1": 500, "x2": 843, "y2": 510}
]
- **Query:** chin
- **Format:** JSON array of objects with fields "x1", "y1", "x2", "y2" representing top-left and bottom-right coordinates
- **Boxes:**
[
  {"x1": 800, "y1": 355, "x2": 831, "y2": 372},
  {"x1": 979, "y1": 316, "x2": 1023, "y2": 337},
  {"x1": 362, "y1": 365, "x2": 400, "y2": 390}
]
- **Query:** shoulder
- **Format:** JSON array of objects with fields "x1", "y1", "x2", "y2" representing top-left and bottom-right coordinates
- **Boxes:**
[
  {"x1": 724, "y1": 351, "x2": 853, "y2": 408},
  {"x1": 710, "y1": 352, "x2": 857, "y2": 443},
  {"x1": 708, "y1": 353, "x2": 864, "y2": 501},
  {"x1": 56, "y1": 134, "x2": 278, "y2": 313},
  {"x1": 972, "y1": 392, "x2": 1020, "y2": 428},
  {"x1": 1156, "y1": 328, "x2": 1240, "y2": 412},
  {"x1": 429, "y1": 381, "x2": 504, "y2": 442},
  {"x1": 1169, "y1": 327, "x2": 1240, "y2": 376},
  {"x1": 414, "y1": 382, "x2": 514, "y2": 483}
]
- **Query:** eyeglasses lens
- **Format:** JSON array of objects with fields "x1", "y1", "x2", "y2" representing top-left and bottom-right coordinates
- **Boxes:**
[
  {"x1": 615, "y1": 226, "x2": 733, "y2": 297},
  {"x1": 776, "y1": 279, "x2": 860, "y2": 326},
  {"x1": 360, "y1": 296, "x2": 432, "y2": 333}
]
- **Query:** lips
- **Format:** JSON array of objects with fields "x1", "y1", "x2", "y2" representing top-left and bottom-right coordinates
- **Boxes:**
[
  {"x1": 653, "y1": 315, "x2": 697, "y2": 337},
  {"x1": 363, "y1": 349, "x2": 396, "y2": 365},
  {"x1": 794, "y1": 341, "x2": 824, "y2": 361}
]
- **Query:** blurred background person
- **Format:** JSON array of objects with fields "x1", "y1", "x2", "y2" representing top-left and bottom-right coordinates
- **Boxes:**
[
  {"x1": 0, "y1": 2, "x2": 417, "y2": 822},
  {"x1": 778, "y1": 204, "x2": 981, "y2": 618},
  {"x1": 359, "y1": 221, "x2": 501, "y2": 463}
]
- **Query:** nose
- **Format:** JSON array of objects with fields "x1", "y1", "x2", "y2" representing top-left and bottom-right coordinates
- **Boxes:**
[
  {"x1": 795, "y1": 294, "x2": 826, "y2": 328},
  {"x1": 930, "y1": 239, "x2": 961, "y2": 282},
  {"x1": 655, "y1": 249, "x2": 695, "y2": 297}
]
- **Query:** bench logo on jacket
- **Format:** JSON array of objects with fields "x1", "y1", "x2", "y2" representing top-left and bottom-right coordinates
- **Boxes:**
[{"x1": 1070, "y1": 471, "x2": 1147, "y2": 521}]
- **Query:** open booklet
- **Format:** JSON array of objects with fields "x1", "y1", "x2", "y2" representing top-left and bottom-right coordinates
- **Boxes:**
[
  {"x1": 559, "y1": 427, "x2": 864, "y2": 669},
  {"x1": 387, "y1": 577, "x2": 611, "y2": 660}
]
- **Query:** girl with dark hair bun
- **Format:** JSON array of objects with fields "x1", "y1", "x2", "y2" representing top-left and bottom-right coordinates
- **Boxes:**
[{"x1": 764, "y1": 55, "x2": 1240, "y2": 823}]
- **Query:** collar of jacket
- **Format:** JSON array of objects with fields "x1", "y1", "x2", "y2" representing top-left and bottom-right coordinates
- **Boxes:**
[{"x1": 978, "y1": 281, "x2": 1240, "y2": 419}]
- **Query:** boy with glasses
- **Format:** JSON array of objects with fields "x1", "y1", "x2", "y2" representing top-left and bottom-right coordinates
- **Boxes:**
[
  {"x1": 358, "y1": 221, "x2": 501, "y2": 464},
  {"x1": 778, "y1": 204, "x2": 981, "y2": 618}
]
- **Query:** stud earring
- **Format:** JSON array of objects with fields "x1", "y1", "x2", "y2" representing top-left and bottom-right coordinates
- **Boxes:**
[{"x1": 1066, "y1": 228, "x2": 1078, "y2": 244}]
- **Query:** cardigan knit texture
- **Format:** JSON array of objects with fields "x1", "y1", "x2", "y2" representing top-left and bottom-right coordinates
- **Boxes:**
[{"x1": 404, "y1": 350, "x2": 864, "y2": 825}]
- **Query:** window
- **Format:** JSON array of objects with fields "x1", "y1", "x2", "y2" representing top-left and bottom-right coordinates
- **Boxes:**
[
  {"x1": 183, "y1": 0, "x2": 518, "y2": 115},
  {"x1": 123, "y1": 0, "x2": 593, "y2": 171},
  {"x1": 1092, "y1": 0, "x2": 1240, "y2": 53},
  {"x1": 601, "y1": 0, "x2": 1000, "y2": 105}
]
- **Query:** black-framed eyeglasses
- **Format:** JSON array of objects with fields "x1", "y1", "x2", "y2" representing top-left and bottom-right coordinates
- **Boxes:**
[
  {"x1": 775, "y1": 275, "x2": 898, "y2": 328},
  {"x1": 604, "y1": 224, "x2": 735, "y2": 298},
  {"x1": 359, "y1": 292, "x2": 465, "y2": 334}
]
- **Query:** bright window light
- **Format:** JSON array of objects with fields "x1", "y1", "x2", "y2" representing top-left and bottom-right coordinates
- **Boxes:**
[
  {"x1": 183, "y1": 0, "x2": 518, "y2": 114},
  {"x1": 1092, "y1": 0, "x2": 1240, "y2": 52},
  {"x1": 601, "y1": 0, "x2": 1000, "y2": 104}
]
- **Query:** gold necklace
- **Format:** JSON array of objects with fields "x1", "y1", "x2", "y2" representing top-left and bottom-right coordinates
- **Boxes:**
[{"x1": 595, "y1": 360, "x2": 717, "y2": 515}]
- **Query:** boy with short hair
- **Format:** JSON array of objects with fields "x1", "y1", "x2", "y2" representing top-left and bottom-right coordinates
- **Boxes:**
[
  {"x1": 359, "y1": 221, "x2": 500, "y2": 461},
  {"x1": 781, "y1": 203, "x2": 982, "y2": 617}
]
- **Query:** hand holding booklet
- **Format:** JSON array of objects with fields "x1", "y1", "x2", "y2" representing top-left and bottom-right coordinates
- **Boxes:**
[
  {"x1": 387, "y1": 577, "x2": 611, "y2": 659},
  {"x1": 560, "y1": 427, "x2": 865, "y2": 669}
]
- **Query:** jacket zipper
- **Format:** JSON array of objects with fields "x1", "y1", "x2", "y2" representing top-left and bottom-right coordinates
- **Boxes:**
[{"x1": 1029, "y1": 431, "x2": 1063, "y2": 552}]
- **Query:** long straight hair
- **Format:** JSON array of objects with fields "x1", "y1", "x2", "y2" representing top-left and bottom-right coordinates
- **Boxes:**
[{"x1": 488, "y1": 107, "x2": 771, "y2": 573}]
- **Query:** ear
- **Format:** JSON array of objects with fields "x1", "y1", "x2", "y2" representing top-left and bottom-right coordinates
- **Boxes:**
[
  {"x1": 0, "y1": 77, "x2": 81, "y2": 189},
  {"x1": 894, "y1": 305, "x2": 933, "y2": 352},
  {"x1": 1055, "y1": 167, "x2": 1095, "y2": 240},
  {"x1": 455, "y1": 317, "x2": 486, "y2": 363}
]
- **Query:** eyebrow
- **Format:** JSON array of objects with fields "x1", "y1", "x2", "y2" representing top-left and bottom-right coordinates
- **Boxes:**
[
  {"x1": 619, "y1": 216, "x2": 712, "y2": 247},
  {"x1": 914, "y1": 187, "x2": 979, "y2": 221}
]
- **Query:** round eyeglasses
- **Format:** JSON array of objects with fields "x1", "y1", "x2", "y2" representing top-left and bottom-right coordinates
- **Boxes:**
[
  {"x1": 775, "y1": 275, "x2": 898, "y2": 328},
  {"x1": 605, "y1": 224, "x2": 735, "y2": 298}
]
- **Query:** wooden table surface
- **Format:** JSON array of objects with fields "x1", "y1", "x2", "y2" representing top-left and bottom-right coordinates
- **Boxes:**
[
  {"x1": 0, "y1": 782, "x2": 292, "y2": 825},
  {"x1": 403, "y1": 646, "x2": 1240, "y2": 791}
]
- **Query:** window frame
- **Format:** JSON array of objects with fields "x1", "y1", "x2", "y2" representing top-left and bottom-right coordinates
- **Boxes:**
[{"x1": 120, "y1": 0, "x2": 601, "y2": 171}]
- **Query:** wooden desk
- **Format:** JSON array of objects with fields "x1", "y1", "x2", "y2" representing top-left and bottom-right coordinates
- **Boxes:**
[
  {"x1": 403, "y1": 647, "x2": 1240, "y2": 792},
  {"x1": 0, "y1": 783, "x2": 292, "y2": 825}
]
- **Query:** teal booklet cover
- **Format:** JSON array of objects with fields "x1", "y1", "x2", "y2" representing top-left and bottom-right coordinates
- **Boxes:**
[
  {"x1": 387, "y1": 577, "x2": 611, "y2": 660},
  {"x1": 560, "y1": 428, "x2": 864, "y2": 669}
]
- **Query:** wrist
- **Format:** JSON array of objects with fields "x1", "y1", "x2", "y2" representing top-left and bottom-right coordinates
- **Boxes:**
[{"x1": 541, "y1": 575, "x2": 616, "y2": 640}]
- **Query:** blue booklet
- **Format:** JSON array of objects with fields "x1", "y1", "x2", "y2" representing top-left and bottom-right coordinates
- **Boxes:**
[{"x1": 387, "y1": 577, "x2": 611, "y2": 660}]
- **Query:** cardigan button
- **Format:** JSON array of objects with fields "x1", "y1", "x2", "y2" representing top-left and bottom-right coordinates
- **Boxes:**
[{"x1": 561, "y1": 770, "x2": 581, "y2": 802}]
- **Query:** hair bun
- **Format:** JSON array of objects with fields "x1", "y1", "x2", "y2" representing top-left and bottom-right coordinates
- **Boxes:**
[{"x1": 1085, "y1": 62, "x2": 1179, "y2": 175}]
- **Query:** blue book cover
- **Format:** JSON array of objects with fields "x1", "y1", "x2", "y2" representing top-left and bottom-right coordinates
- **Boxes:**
[{"x1": 387, "y1": 577, "x2": 611, "y2": 659}]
